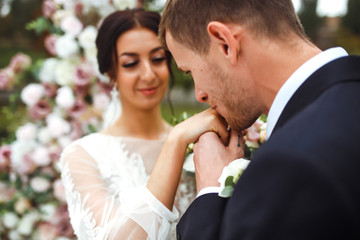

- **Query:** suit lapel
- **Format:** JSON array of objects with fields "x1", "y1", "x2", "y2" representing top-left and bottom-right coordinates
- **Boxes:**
[{"x1": 272, "y1": 56, "x2": 360, "y2": 135}]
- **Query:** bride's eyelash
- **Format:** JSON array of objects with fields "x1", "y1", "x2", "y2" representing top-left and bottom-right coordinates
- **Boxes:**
[
  {"x1": 122, "y1": 61, "x2": 138, "y2": 68},
  {"x1": 152, "y1": 57, "x2": 166, "y2": 63}
]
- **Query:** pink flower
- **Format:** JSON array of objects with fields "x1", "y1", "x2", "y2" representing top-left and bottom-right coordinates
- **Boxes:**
[
  {"x1": 42, "y1": 0, "x2": 57, "y2": 18},
  {"x1": 0, "y1": 145, "x2": 11, "y2": 171},
  {"x1": 44, "y1": 35, "x2": 58, "y2": 55},
  {"x1": 42, "y1": 82, "x2": 58, "y2": 98},
  {"x1": 68, "y1": 99, "x2": 87, "y2": 118},
  {"x1": 48, "y1": 145, "x2": 62, "y2": 162},
  {"x1": 0, "y1": 67, "x2": 15, "y2": 90},
  {"x1": 74, "y1": 64, "x2": 93, "y2": 87},
  {"x1": 29, "y1": 99, "x2": 52, "y2": 120},
  {"x1": 246, "y1": 120, "x2": 264, "y2": 143},
  {"x1": 54, "y1": 204, "x2": 75, "y2": 237},
  {"x1": 74, "y1": 84, "x2": 89, "y2": 98},
  {"x1": 74, "y1": 2, "x2": 83, "y2": 16},
  {"x1": 16, "y1": 153, "x2": 37, "y2": 175},
  {"x1": 0, "y1": 182, "x2": 15, "y2": 203},
  {"x1": 36, "y1": 222, "x2": 57, "y2": 240},
  {"x1": 9, "y1": 53, "x2": 31, "y2": 73},
  {"x1": 69, "y1": 120, "x2": 84, "y2": 140},
  {"x1": 40, "y1": 166, "x2": 56, "y2": 177},
  {"x1": 53, "y1": 179, "x2": 66, "y2": 202}
]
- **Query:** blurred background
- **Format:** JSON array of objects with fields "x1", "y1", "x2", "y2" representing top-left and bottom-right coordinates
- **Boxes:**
[{"x1": 0, "y1": 0, "x2": 359, "y2": 239}]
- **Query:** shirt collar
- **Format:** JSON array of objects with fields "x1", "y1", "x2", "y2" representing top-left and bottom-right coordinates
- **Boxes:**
[{"x1": 266, "y1": 47, "x2": 348, "y2": 140}]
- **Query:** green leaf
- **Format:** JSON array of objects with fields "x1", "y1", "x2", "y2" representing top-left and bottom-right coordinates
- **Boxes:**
[
  {"x1": 219, "y1": 186, "x2": 234, "y2": 198},
  {"x1": 225, "y1": 176, "x2": 235, "y2": 187},
  {"x1": 25, "y1": 17, "x2": 52, "y2": 35}
]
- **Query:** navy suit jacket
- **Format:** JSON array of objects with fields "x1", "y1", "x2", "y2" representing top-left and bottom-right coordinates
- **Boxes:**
[{"x1": 177, "y1": 56, "x2": 360, "y2": 239}]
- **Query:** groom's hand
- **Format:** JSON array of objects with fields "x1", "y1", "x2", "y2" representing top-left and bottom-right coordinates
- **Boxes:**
[{"x1": 193, "y1": 130, "x2": 245, "y2": 193}]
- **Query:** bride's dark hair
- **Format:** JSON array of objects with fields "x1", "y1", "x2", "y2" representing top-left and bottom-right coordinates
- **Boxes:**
[{"x1": 96, "y1": 8, "x2": 175, "y2": 115}]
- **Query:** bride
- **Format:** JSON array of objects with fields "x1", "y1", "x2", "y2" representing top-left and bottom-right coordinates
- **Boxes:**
[{"x1": 60, "y1": 9, "x2": 196, "y2": 239}]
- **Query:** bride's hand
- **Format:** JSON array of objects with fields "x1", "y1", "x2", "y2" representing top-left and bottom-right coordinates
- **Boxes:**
[{"x1": 170, "y1": 108, "x2": 229, "y2": 146}]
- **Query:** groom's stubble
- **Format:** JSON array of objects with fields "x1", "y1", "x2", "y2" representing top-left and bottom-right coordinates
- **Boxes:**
[{"x1": 207, "y1": 60, "x2": 261, "y2": 132}]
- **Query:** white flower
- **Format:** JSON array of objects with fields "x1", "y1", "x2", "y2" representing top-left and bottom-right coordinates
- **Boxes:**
[
  {"x1": 58, "y1": 135, "x2": 72, "y2": 148},
  {"x1": 38, "y1": 127, "x2": 52, "y2": 144},
  {"x1": 15, "y1": 123, "x2": 37, "y2": 141},
  {"x1": 10, "y1": 140, "x2": 37, "y2": 168},
  {"x1": 183, "y1": 152, "x2": 195, "y2": 173},
  {"x1": 39, "y1": 58, "x2": 59, "y2": 83},
  {"x1": 55, "y1": 34, "x2": 79, "y2": 59},
  {"x1": 46, "y1": 114, "x2": 71, "y2": 138},
  {"x1": 21, "y1": 83, "x2": 45, "y2": 107},
  {"x1": 84, "y1": 46, "x2": 98, "y2": 64},
  {"x1": 30, "y1": 177, "x2": 51, "y2": 193},
  {"x1": 3, "y1": 212, "x2": 19, "y2": 229},
  {"x1": 113, "y1": 0, "x2": 136, "y2": 10},
  {"x1": 245, "y1": 140, "x2": 260, "y2": 148},
  {"x1": 60, "y1": 15, "x2": 83, "y2": 37},
  {"x1": 55, "y1": 58, "x2": 77, "y2": 86},
  {"x1": 31, "y1": 146, "x2": 51, "y2": 167},
  {"x1": 51, "y1": 9, "x2": 72, "y2": 26},
  {"x1": 17, "y1": 211, "x2": 39, "y2": 236},
  {"x1": 93, "y1": 92, "x2": 110, "y2": 110},
  {"x1": 56, "y1": 86, "x2": 75, "y2": 109},
  {"x1": 218, "y1": 158, "x2": 250, "y2": 198},
  {"x1": 39, "y1": 203, "x2": 56, "y2": 221},
  {"x1": 78, "y1": 25, "x2": 97, "y2": 50},
  {"x1": 9, "y1": 230, "x2": 21, "y2": 240}
]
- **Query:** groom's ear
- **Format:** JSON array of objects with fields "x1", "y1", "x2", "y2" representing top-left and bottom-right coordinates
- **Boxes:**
[{"x1": 207, "y1": 21, "x2": 241, "y2": 65}]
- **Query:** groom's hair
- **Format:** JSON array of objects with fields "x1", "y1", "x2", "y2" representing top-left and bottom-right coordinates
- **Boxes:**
[{"x1": 159, "y1": 0, "x2": 308, "y2": 55}]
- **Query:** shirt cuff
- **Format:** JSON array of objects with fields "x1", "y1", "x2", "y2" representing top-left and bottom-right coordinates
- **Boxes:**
[{"x1": 196, "y1": 186, "x2": 221, "y2": 198}]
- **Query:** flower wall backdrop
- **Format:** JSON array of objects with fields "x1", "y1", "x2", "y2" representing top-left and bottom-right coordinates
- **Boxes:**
[{"x1": 0, "y1": 0, "x2": 159, "y2": 239}]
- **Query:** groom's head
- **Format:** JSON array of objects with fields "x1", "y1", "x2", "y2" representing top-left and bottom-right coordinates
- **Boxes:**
[
  {"x1": 159, "y1": 0, "x2": 306, "y2": 56},
  {"x1": 160, "y1": 0, "x2": 309, "y2": 131}
]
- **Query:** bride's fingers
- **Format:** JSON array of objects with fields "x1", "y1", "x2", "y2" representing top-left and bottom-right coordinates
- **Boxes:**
[{"x1": 211, "y1": 117, "x2": 229, "y2": 145}]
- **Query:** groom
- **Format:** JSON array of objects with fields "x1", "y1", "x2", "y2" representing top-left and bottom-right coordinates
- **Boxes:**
[{"x1": 159, "y1": 0, "x2": 360, "y2": 239}]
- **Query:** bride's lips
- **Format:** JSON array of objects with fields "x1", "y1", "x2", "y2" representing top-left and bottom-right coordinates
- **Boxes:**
[{"x1": 138, "y1": 86, "x2": 158, "y2": 96}]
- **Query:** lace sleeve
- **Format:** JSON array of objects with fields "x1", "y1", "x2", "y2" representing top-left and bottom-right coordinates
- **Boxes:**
[{"x1": 60, "y1": 143, "x2": 178, "y2": 240}]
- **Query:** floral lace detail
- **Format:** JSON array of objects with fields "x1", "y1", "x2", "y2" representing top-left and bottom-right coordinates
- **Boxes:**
[{"x1": 60, "y1": 133, "x2": 196, "y2": 240}]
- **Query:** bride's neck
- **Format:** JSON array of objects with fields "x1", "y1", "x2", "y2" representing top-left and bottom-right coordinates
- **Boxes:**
[{"x1": 110, "y1": 105, "x2": 169, "y2": 140}]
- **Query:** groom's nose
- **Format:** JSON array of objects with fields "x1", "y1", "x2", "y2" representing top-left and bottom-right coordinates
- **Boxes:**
[{"x1": 195, "y1": 86, "x2": 208, "y2": 103}]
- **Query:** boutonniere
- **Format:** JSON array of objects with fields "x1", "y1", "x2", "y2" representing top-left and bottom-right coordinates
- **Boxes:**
[{"x1": 218, "y1": 158, "x2": 250, "y2": 198}]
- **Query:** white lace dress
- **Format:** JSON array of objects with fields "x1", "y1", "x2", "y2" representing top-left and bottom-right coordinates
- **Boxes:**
[{"x1": 59, "y1": 133, "x2": 196, "y2": 240}]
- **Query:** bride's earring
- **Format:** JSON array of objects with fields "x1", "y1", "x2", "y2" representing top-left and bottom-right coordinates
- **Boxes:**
[{"x1": 102, "y1": 83, "x2": 122, "y2": 129}]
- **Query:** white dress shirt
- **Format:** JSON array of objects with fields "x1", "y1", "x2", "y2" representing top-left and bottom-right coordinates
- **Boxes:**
[{"x1": 197, "y1": 47, "x2": 348, "y2": 198}]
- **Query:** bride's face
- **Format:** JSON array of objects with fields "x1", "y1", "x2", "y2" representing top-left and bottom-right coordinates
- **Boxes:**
[{"x1": 114, "y1": 28, "x2": 169, "y2": 112}]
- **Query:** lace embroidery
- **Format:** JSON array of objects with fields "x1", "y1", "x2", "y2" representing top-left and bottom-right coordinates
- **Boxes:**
[{"x1": 60, "y1": 134, "x2": 196, "y2": 240}]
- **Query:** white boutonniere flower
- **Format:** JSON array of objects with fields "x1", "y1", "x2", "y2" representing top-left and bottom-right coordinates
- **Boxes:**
[{"x1": 218, "y1": 158, "x2": 250, "y2": 198}]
